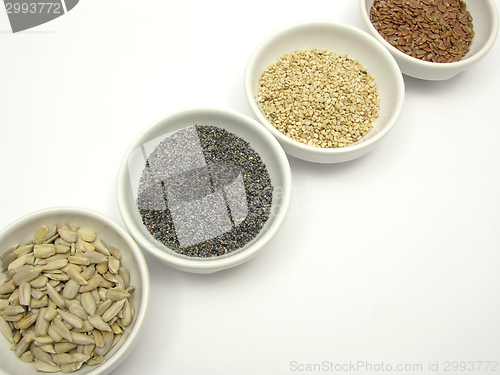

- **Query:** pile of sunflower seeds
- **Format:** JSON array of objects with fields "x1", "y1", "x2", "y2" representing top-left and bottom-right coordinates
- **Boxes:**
[
  {"x1": 0, "y1": 223, "x2": 134, "y2": 373},
  {"x1": 370, "y1": 0, "x2": 474, "y2": 63},
  {"x1": 258, "y1": 49, "x2": 380, "y2": 148}
]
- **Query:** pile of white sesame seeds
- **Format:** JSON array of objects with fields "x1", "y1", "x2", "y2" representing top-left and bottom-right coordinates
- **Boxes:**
[{"x1": 258, "y1": 49, "x2": 381, "y2": 148}]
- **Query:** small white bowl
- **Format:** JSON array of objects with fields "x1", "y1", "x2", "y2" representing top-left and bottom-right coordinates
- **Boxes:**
[
  {"x1": 244, "y1": 20, "x2": 405, "y2": 163},
  {"x1": 117, "y1": 107, "x2": 292, "y2": 274},
  {"x1": 360, "y1": 0, "x2": 499, "y2": 80},
  {"x1": 0, "y1": 207, "x2": 150, "y2": 375}
]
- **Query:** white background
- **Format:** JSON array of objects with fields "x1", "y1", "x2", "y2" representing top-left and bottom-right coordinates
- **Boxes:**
[{"x1": 1, "y1": 1, "x2": 499, "y2": 374}]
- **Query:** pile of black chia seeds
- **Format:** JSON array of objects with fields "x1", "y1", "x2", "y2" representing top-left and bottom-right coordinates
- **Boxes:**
[{"x1": 137, "y1": 125, "x2": 273, "y2": 258}]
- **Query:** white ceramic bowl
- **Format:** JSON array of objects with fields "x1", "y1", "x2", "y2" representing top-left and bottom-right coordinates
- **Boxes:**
[
  {"x1": 360, "y1": 0, "x2": 499, "y2": 80},
  {"x1": 117, "y1": 107, "x2": 292, "y2": 274},
  {"x1": 244, "y1": 21, "x2": 405, "y2": 163},
  {"x1": 0, "y1": 207, "x2": 150, "y2": 375}
]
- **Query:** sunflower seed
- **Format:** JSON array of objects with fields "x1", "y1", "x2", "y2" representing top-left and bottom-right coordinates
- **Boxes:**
[
  {"x1": 106, "y1": 288, "x2": 130, "y2": 302},
  {"x1": 101, "y1": 299, "x2": 126, "y2": 323},
  {"x1": 34, "y1": 244, "x2": 56, "y2": 259},
  {"x1": 79, "y1": 346, "x2": 91, "y2": 359},
  {"x1": 19, "y1": 282, "x2": 31, "y2": 306},
  {"x1": 30, "y1": 295, "x2": 48, "y2": 308},
  {"x1": 62, "y1": 279, "x2": 81, "y2": 300},
  {"x1": 12, "y1": 266, "x2": 43, "y2": 285},
  {"x1": 68, "y1": 304, "x2": 88, "y2": 320},
  {"x1": 0, "y1": 298, "x2": 9, "y2": 309},
  {"x1": 46, "y1": 283, "x2": 66, "y2": 309},
  {"x1": 61, "y1": 361, "x2": 83, "y2": 373},
  {"x1": 81, "y1": 292, "x2": 97, "y2": 316},
  {"x1": 31, "y1": 288, "x2": 45, "y2": 300},
  {"x1": 96, "y1": 289, "x2": 107, "y2": 301},
  {"x1": 8, "y1": 288, "x2": 19, "y2": 303},
  {"x1": 58, "y1": 228, "x2": 77, "y2": 243},
  {"x1": 58, "y1": 309, "x2": 83, "y2": 329},
  {"x1": 15, "y1": 337, "x2": 30, "y2": 357},
  {"x1": 35, "y1": 360, "x2": 61, "y2": 373},
  {"x1": 35, "y1": 308, "x2": 49, "y2": 336},
  {"x1": 111, "y1": 322, "x2": 122, "y2": 334},
  {"x1": 20, "y1": 350, "x2": 34, "y2": 363},
  {"x1": 101, "y1": 279, "x2": 114, "y2": 288},
  {"x1": 4, "y1": 313, "x2": 23, "y2": 321},
  {"x1": 17, "y1": 312, "x2": 38, "y2": 330},
  {"x1": 47, "y1": 325, "x2": 64, "y2": 342},
  {"x1": 115, "y1": 275, "x2": 126, "y2": 290},
  {"x1": 10, "y1": 336, "x2": 19, "y2": 348},
  {"x1": 35, "y1": 225, "x2": 49, "y2": 244},
  {"x1": 102, "y1": 272, "x2": 118, "y2": 283},
  {"x1": 120, "y1": 299, "x2": 132, "y2": 327},
  {"x1": 39, "y1": 344, "x2": 56, "y2": 354},
  {"x1": 24, "y1": 254, "x2": 35, "y2": 265},
  {"x1": 92, "y1": 329, "x2": 104, "y2": 347},
  {"x1": 32, "y1": 345, "x2": 56, "y2": 365},
  {"x1": 0, "y1": 315, "x2": 14, "y2": 343},
  {"x1": 79, "y1": 273, "x2": 102, "y2": 293},
  {"x1": 34, "y1": 335, "x2": 55, "y2": 345},
  {"x1": 83, "y1": 252, "x2": 108, "y2": 265},
  {"x1": 91, "y1": 288, "x2": 100, "y2": 303},
  {"x1": 96, "y1": 261, "x2": 108, "y2": 275},
  {"x1": 73, "y1": 352, "x2": 90, "y2": 362},
  {"x1": 1, "y1": 246, "x2": 17, "y2": 260},
  {"x1": 55, "y1": 342, "x2": 77, "y2": 354},
  {"x1": 66, "y1": 265, "x2": 88, "y2": 286},
  {"x1": 108, "y1": 256, "x2": 120, "y2": 275},
  {"x1": 108, "y1": 246, "x2": 122, "y2": 260},
  {"x1": 118, "y1": 268, "x2": 130, "y2": 289},
  {"x1": 77, "y1": 229, "x2": 96, "y2": 243},
  {"x1": 37, "y1": 253, "x2": 71, "y2": 266},
  {"x1": 88, "y1": 314, "x2": 112, "y2": 332},
  {"x1": 51, "y1": 318, "x2": 72, "y2": 342},
  {"x1": 80, "y1": 265, "x2": 95, "y2": 281},
  {"x1": 44, "y1": 306, "x2": 58, "y2": 321},
  {"x1": 12, "y1": 329, "x2": 21, "y2": 344},
  {"x1": 7, "y1": 254, "x2": 28, "y2": 271},
  {"x1": 95, "y1": 299, "x2": 112, "y2": 317},
  {"x1": 3, "y1": 304, "x2": 25, "y2": 316},
  {"x1": 55, "y1": 244, "x2": 70, "y2": 254},
  {"x1": 72, "y1": 320, "x2": 94, "y2": 333},
  {"x1": 53, "y1": 353, "x2": 77, "y2": 365},
  {"x1": 2, "y1": 269, "x2": 15, "y2": 283},
  {"x1": 45, "y1": 272, "x2": 70, "y2": 282},
  {"x1": 44, "y1": 225, "x2": 58, "y2": 242},
  {"x1": 1, "y1": 252, "x2": 17, "y2": 272},
  {"x1": 30, "y1": 275, "x2": 48, "y2": 289},
  {"x1": 13, "y1": 244, "x2": 33, "y2": 256},
  {"x1": 0, "y1": 281, "x2": 16, "y2": 295},
  {"x1": 92, "y1": 237, "x2": 109, "y2": 256},
  {"x1": 70, "y1": 331, "x2": 94, "y2": 345},
  {"x1": 67, "y1": 256, "x2": 90, "y2": 266},
  {"x1": 43, "y1": 258, "x2": 68, "y2": 272},
  {"x1": 55, "y1": 238, "x2": 71, "y2": 247}
]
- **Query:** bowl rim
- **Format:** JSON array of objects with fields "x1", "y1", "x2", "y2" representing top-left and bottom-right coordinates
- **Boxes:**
[
  {"x1": 244, "y1": 19, "x2": 405, "y2": 158},
  {"x1": 116, "y1": 106, "x2": 292, "y2": 272},
  {"x1": 359, "y1": 0, "x2": 500, "y2": 70},
  {"x1": 0, "y1": 206, "x2": 150, "y2": 375}
]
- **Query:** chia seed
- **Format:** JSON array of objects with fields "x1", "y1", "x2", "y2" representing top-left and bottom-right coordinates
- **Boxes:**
[{"x1": 137, "y1": 125, "x2": 273, "y2": 258}]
